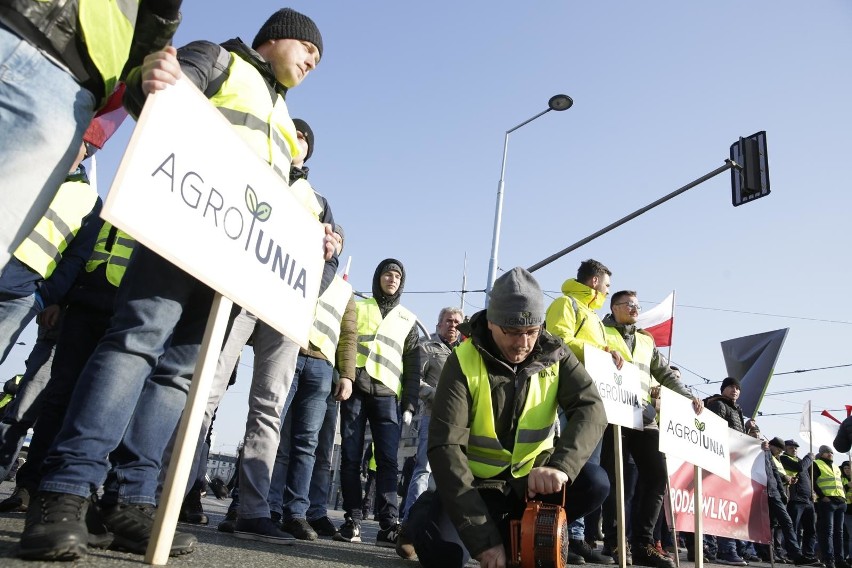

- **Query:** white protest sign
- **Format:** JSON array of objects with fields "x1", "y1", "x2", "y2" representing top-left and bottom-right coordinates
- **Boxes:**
[
  {"x1": 102, "y1": 78, "x2": 324, "y2": 348},
  {"x1": 583, "y1": 345, "x2": 644, "y2": 430},
  {"x1": 659, "y1": 388, "x2": 731, "y2": 480}
]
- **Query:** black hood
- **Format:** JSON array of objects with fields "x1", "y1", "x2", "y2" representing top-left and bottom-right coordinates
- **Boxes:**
[{"x1": 372, "y1": 257, "x2": 405, "y2": 314}]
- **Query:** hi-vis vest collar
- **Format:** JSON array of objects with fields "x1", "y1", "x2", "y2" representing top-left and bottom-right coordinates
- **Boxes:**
[
  {"x1": 14, "y1": 178, "x2": 98, "y2": 278},
  {"x1": 604, "y1": 326, "x2": 657, "y2": 401},
  {"x1": 355, "y1": 298, "x2": 415, "y2": 397},
  {"x1": 85, "y1": 223, "x2": 137, "y2": 287},
  {"x1": 309, "y1": 275, "x2": 353, "y2": 362},
  {"x1": 458, "y1": 340, "x2": 560, "y2": 479},
  {"x1": 208, "y1": 49, "x2": 299, "y2": 183}
]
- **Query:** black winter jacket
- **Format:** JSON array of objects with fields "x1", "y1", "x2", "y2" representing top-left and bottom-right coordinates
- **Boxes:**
[
  {"x1": 704, "y1": 395, "x2": 746, "y2": 433},
  {"x1": 0, "y1": 0, "x2": 180, "y2": 104}
]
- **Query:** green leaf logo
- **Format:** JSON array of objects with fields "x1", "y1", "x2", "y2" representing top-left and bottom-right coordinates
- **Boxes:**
[
  {"x1": 245, "y1": 186, "x2": 272, "y2": 223},
  {"x1": 695, "y1": 418, "x2": 706, "y2": 432},
  {"x1": 613, "y1": 373, "x2": 623, "y2": 386}
]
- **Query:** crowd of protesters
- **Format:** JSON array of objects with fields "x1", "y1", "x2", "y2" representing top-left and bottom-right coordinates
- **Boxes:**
[{"x1": 1, "y1": 3, "x2": 852, "y2": 568}]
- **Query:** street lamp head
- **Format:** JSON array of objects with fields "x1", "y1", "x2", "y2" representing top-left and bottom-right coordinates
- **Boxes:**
[{"x1": 548, "y1": 94, "x2": 573, "y2": 111}]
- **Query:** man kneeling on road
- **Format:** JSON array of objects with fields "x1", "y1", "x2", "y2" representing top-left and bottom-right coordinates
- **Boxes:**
[{"x1": 413, "y1": 267, "x2": 609, "y2": 568}]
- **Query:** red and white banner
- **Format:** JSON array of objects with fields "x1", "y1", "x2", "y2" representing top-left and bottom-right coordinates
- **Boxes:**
[
  {"x1": 636, "y1": 292, "x2": 674, "y2": 347},
  {"x1": 667, "y1": 430, "x2": 771, "y2": 543}
]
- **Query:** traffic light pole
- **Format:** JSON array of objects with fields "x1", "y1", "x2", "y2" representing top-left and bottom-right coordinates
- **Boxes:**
[{"x1": 527, "y1": 159, "x2": 739, "y2": 274}]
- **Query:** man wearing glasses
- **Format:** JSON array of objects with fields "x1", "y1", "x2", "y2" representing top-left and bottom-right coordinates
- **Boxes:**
[
  {"x1": 413, "y1": 267, "x2": 609, "y2": 568},
  {"x1": 600, "y1": 290, "x2": 703, "y2": 568}
]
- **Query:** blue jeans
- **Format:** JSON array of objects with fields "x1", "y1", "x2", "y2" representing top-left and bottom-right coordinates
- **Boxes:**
[
  {"x1": 789, "y1": 500, "x2": 818, "y2": 557},
  {"x1": 816, "y1": 499, "x2": 846, "y2": 562},
  {"x1": 0, "y1": 24, "x2": 95, "y2": 269},
  {"x1": 267, "y1": 354, "x2": 333, "y2": 519},
  {"x1": 0, "y1": 293, "x2": 40, "y2": 365},
  {"x1": 40, "y1": 247, "x2": 214, "y2": 504},
  {"x1": 340, "y1": 388, "x2": 401, "y2": 528},
  {"x1": 306, "y1": 392, "x2": 338, "y2": 521},
  {"x1": 0, "y1": 322, "x2": 56, "y2": 478},
  {"x1": 15, "y1": 300, "x2": 112, "y2": 491},
  {"x1": 402, "y1": 414, "x2": 431, "y2": 522},
  {"x1": 181, "y1": 306, "x2": 299, "y2": 518}
]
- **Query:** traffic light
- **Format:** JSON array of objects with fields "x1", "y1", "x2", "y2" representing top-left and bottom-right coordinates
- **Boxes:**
[{"x1": 730, "y1": 131, "x2": 770, "y2": 207}]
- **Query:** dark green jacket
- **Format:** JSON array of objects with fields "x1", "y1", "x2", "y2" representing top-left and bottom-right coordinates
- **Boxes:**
[{"x1": 428, "y1": 310, "x2": 606, "y2": 558}]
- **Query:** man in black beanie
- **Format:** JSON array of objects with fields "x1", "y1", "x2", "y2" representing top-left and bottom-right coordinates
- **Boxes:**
[
  {"x1": 19, "y1": 7, "x2": 336, "y2": 560},
  {"x1": 411, "y1": 267, "x2": 609, "y2": 568},
  {"x1": 335, "y1": 259, "x2": 423, "y2": 547}
]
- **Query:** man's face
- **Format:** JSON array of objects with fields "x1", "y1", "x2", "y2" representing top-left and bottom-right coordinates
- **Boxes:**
[
  {"x1": 487, "y1": 321, "x2": 540, "y2": 364},
  {"x1": 380, "y1": 270, "x2": 401, "y2": 296},
  {"x1": 590, "y1": 273, "x2": 611, "y2": 296},
  {"x1": 784, "y1": 444, "x2": 797, "y2": 457},
  {"x1": 843, "y1": 465, "x2": 851, "y2": 477},
  {"x1": 821, "y1": 449, "x2": 834, "y2": 461},
  {"x1": 291, "y1": 129, "x2": 309, "y2": 168},
  {"x1": 769, "y1": 445, "x2": 782, "y2": 457},
  {"x1": 612, "y1": 295, "x2": 640, "y2": 325},
  {"x1": 258, "y1": 38, "x2": 320, "y2": 88},
  {"x1": 721, "y1": 384, "x2": 740, "y2": 402},
  {"x1": 437, "y1": 311, "x2": 462, "y2": 344}
]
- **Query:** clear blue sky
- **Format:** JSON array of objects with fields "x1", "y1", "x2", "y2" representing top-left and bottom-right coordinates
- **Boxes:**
[{"x1": 2, "y1": 1, "x2": 850, "y2": 455}]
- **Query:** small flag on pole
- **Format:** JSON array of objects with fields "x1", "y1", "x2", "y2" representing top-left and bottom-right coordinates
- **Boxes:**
[
  {"x1": 800, "y1": 401, "x2": 812, "y2": 435},
  {"x1": 636, "y1": 292, "x2": 674, "y2": 347}
]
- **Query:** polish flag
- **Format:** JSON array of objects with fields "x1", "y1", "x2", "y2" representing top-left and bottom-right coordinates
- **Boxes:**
[
  {"x1": 636, "y1": 292, "x2": 675, "y2": 347},
  {"x1": 83, "y1": 83, "x2": 128, "y2": 149}
]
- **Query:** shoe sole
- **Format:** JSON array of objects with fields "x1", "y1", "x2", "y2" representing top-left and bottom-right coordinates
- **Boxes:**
[
  {"x1": 18, "y1": 542, "x2": 87, "y2": 561},
  {"x1": 333, "y1": 533, "x2": 361, "y2": 543},
  {"x1": 110, "y1": 535, "x2": 197, "y2": 556},
  {"x1": 233, "y1": 531, "x2": 295, "y2": 545},
  {"x1": 88, "y1": 532, "x2": 114, "y2": 549}
]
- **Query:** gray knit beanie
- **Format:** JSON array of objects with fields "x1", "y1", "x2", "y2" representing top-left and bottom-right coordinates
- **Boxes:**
[
  {"x1": 252, "y1": 8, "x2": 323, "y2": 59},
  {"x1": 487, "y1": 267, "x2": 544, "y2": 327}
]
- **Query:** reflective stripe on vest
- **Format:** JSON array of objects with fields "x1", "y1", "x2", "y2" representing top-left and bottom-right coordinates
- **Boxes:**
[
  {"x1": 604, "y1": 327, "x2": 656, "y2": 402},
  {"x1": 815, "y1": 460, "x2": 844, "y2": 498},
  {"x1": 85, "y1": 222, "x2": 137, "y2": 287},
  {"x1": 13, "y1": 179, "x2": 98, "y2": 278},
  {"x1": 208, "y1": 52, "x2": 298, "y2": 181},
  {"x1": 458, "y1": 340, "x2": 559, "y2": 479},
  {"x1": 309, "y1": 275, "x2": 353, "y2": 362},
  {"x1": 355, "y1": 298, "x2": 415, "y2": 397},
  {"x1": 78, "y1": 0, "x2": 138, "y2": 101}
]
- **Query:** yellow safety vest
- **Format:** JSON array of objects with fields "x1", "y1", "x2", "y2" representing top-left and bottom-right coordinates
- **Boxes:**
[
  {"x1": 208, "y1": 51, "x2": 299, "y2": 182},
  {"x1": 782, "y1": 454, "x2": 799, "y2": 479},
  {"x1": 85, "y1": 223, "x2": 136, "y2": 287},
  {"x1": 842, "y1": 474, "x2": 852, "y2": 505},
  {"x1": 368, "y1": 443, "x2": 377, "y2": 472},
  {"x1": 458, "y1": 340, "x2": 560, "y2": 479},
  {"x1": 13, "y1": 178, "x2": 98, "y2": 278},
  {"x1": 815, "y1": 460, "x2": 844, "y2": 498},
  {"x1": 355, "y1": 298, "x2": 415, "y2": 397},
  {"x1": 288, "y1": 179, "x2": 324, "y2": 222},
  {"x1": 772, "y1": 454, "x2": 788, "y2": 484},
  {"x1": 604, "y1": 327, "x2": 657, "y2": 402},
  {"x1": 78, "y1": 0, "x2": 138, "y2": 102},
  {"x1": 308, "y1": 275, "x2": 353, "y2": 362},
  {"x1": 0, "y1": 374, "x2": 22, "y2": 412}
]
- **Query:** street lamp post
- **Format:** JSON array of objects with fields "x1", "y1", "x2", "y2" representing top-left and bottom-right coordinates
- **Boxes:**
[{"x1": 484, "y1": 94, "x2": 573, "y2": 305}]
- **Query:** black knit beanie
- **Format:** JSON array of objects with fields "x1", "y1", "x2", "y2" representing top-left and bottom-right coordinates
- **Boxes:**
[
  {"x1": 252, "y1": 8, "x2": 323, "y2": 60},
  {"x1": 291, "y1": 118, "x2": 314, "y2": 162}
]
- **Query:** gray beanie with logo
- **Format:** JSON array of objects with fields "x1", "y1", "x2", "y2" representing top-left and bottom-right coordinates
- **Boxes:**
[{"x1": 486, "y1": 267, "x2": 544, "y2": 327}]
